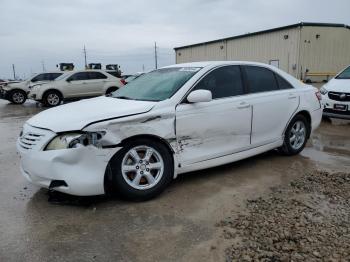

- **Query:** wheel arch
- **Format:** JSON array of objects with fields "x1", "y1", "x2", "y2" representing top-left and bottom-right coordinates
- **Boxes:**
[
  {"x1": 104, "y1": 134, "x2": 176, "y2": 196},
  {"x1": 42, "y1": 89, "x2": 64, "y2": 100}
]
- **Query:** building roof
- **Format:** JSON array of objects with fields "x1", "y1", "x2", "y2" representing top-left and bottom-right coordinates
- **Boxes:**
[{"x1": 174, "y1": 22, "x2": 350, "y2": 50}]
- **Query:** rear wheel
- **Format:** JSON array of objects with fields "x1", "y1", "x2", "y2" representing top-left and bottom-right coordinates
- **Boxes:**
[
  {"x1": 105, "y1": 138, "x2": 173, "y2": 200},
  {"x1": 279, "y1": 115, "x2": 309, "y2": 155},
  {"x1": 9, "y1": 90, "x2": 27, "y2": 104},
  {"x1": 43, "y1": 90, "x2": 62, "y2": 107}
]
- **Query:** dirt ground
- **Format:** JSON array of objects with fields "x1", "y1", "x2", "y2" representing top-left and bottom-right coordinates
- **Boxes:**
[{"x1": 0, "y1": 99, "x2": 349, "y2": 262}]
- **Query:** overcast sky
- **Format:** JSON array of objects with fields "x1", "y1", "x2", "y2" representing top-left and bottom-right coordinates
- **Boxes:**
[{"x1": 0, "y1": 0, "x2": 349, "y2": 79}]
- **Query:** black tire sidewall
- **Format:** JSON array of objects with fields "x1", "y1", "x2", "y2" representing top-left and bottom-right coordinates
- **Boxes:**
[
  {"x1": 282, "y1": 115, "x2": 309, "y2": 155},
  {"x1": 10, "y1": 90, "x2": 27, "y2": 104},
  {"x1": 107, "y1": 138, "x2": 173, "y2": 200},
  {"x1": 106, "y1": 86, "x2": 118, "y2": 95},
  {"x1": 43, "y1": 91, "x2": 62, "y2": 107}
]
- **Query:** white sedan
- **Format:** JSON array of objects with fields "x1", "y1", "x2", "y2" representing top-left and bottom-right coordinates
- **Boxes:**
[
  {"x1": 17, "y1": 61, "x2": 322, "y2": 200},
  {"x1": 320, "y1": 65, "x2": 350, "y2": 119}
]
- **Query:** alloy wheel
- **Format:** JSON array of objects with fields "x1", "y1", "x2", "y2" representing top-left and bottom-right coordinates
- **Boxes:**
[
  {"x1": 289, "y1": 120, "x2": 306, "y2": 150},
  {"x1": 121, "y1": 145, "x2": 164, "y2": 190}
]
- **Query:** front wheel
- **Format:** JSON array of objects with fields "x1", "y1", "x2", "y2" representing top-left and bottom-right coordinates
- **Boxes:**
[
  {"x1": 9, "y1": 90, "x2": 27, "y2": 104},
  {"x1": 43, "y1": 91, "x2": 62, "y2": 107},
  {"x1": 105, "y1": 138, "x2": 173, "y2": 200},
  {"x1": 279, "y1": 115, "x2": 309, "y2": 155}
]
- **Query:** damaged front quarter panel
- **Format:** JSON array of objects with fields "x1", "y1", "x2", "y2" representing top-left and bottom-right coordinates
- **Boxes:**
[{"x1": 83, "y1": 108, "x2": 180, "y2": 175}]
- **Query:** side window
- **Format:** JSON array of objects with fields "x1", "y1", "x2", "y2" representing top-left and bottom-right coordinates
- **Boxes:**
[
  {"x1": 193, "y1": 66, "x2": 244, "y2": 99},
  {"x1": 49, "y1": 73, "x2": 63, "y2": 81},
  {"x1": 275, "y1": 73, "x2": 293, "y2": 89},
  {"x1": 31, "y1": 74, "x2": 46, "y2": 82},
  {"x1": 67, "y1": 72, "x2": 90, "y2": 81},
  {"x1": 88, "y1": 72, "x2": 107, "y2": 80},
  {"x1": 244, "y1": 66, "x2": 278, "y2": 93}
]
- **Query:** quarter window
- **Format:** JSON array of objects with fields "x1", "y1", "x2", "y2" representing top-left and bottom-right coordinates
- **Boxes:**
[
  {"x1": 244, "y1": 66, "x2": 279, "y2": 93},
  {"x1": 193, "y1": 66, "x2": 244, "y2": 99},
  {"x1": 275, "y1": 73, "x2": 293, "y2": 89}
]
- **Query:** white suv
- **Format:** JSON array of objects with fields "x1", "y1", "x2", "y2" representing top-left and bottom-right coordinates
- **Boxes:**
[
  {"x1": 0, "y1": 72, "x2": 63, "y2": 104},
  {"x1": 28, "y1": 70, "x2": 124, "y2": 106},
  {"x1": 320, "y1": 65, "x2": 350, "y2": 119}
]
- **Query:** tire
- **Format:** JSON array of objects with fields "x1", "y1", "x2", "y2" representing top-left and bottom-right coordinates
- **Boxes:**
[
  {"x1": 9, "y1": 90, "x2": 27, "y2": 104},
  {"x1": 43, "y1": 90, "x2": 62, "y2": 107},
  {"x1": 105, "y1": 138, "x2": 173, "y2": 201},
  {"x1": 105, "y1": 86, "x2": 118, "y2": 95},
  {"x1": 279, "y1": 114, "x2": 310, "y2": 156}
]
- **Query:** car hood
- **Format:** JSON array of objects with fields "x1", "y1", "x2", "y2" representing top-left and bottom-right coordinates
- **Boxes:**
[
  {"x1": 6, "y1": 81, "x2": 27, "y2": 90},
  {"x1": 325, "y1": 78, "x2": 350, "y2": 93},
  {"x1": 27, "y1": 96, "x2": 156, "y2": 132}
]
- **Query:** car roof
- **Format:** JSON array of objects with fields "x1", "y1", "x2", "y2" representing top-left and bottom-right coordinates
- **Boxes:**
[{"x1": 162, "y1": 61, "x2": 277, "y2": 69}]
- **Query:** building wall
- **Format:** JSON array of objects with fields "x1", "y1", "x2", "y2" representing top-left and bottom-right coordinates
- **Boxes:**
[
  {"x1": 175, "y1": 28, "x2": 301, "y2": 77},
  {"x1": 299, "y1": 26, "x2": 350, "y2": 79}
]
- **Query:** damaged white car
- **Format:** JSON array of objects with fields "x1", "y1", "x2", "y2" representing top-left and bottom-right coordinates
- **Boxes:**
[{"x1": 17, "y1": 61, "x2": 322, "y2": 200}]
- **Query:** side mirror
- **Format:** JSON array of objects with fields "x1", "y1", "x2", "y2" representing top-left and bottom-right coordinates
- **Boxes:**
[{"x1": 187, "y1": 89, "x2": 212, "y2": 103}]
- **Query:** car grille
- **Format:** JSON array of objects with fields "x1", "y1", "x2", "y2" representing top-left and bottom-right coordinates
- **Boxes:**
[
  {"x1": 18, "y1": 124, "x2": 55, "y2": 151},
  {"x1": 19, "y1": 132, "x2": 45, "y2": 150},
  {"x1": 328, "y1": 92, "x2": 350, "y2": 102}
]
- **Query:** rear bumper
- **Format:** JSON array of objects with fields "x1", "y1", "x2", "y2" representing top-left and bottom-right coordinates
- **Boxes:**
[{"x1": 311, "y1": 108, "x2": 322, "y2": 132}]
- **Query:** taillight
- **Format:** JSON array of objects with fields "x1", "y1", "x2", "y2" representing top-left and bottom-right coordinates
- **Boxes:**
[
  {"x1": 120, "y1": 79, "x2": 126, "y2": 85},
  {"x1": 315, "y1": 91, "x2": 322, "y2": 101}
]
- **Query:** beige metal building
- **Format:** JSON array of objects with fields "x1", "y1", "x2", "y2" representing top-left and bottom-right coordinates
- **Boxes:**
[{"x1": 174, "y1": 22, "x2": 350, "y2": 81}]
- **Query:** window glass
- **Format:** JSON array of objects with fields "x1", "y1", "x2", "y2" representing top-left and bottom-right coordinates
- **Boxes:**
[
  {"x1": 336, "y1": 66, "x2": 350, "y2": 79},
  {"x1": 88, "y1": 72, "x2": 107, "y2": 79},
  {"x1": 112, "y1": 67, "x2": 200, "y2": 101},
  {"x1": 193, "y1": 66, "x2": 244, "y2": 99},
  {"x1": 275, "y1": 73, "x2": 293, "y2": 89},
  {"x1": 67, "y1": 72, "x2": 90, "y2": 81},
  {"x1": 244, "y1": 66, "x2": 279, "y2": 93},
  {"x1": 31, "y1": 74, "x2": 46, "y2": 82},
  {"x1": 49, "y1": 73, "x2": 63, "y2": 80}
]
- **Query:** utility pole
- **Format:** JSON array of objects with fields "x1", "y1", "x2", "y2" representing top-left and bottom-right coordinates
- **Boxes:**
[
  {"x1": 12, "y1": 64, "x2": 16, "y2": 80},
  {"x1": 154, "y1": 42, "x2": 158, "y2": 69},
  {"x1": 142, "y1": 64, "x2": 145, "y2": 72},
  {"x1": 41, "y1": 60, "x2": 46, "y2": 72},
  {"x1": 83, "y1": 45, "x2": 87, "y2": 69}
]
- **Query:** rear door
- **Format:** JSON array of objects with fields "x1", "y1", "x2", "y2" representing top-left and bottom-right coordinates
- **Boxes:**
[
  {"x1": 65, "y1": 72, "x2": 91, "y2": 97},
  {"x1": 86, "y1": 72, "x2": 109, "y2": 95},
  {"x1": 175, "y1": 65, "x2": 252, "y2": 165},
  {"x1": 242, "y1": 66, "x2": 299, "y2": 146}
]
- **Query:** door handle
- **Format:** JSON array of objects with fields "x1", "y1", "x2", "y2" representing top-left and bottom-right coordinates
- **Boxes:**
[
  {"x1": 288, "y1": 95, "x2": 297, "y2": 99},
  {"x1": 237, "y1": 102, "x2": 250, "y2": 109}
]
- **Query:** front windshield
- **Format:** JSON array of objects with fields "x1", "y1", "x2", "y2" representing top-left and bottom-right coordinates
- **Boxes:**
[
  {"x1": 336, "y1": 66, "x2": 350, "y2": 79},
  {"x1": 112, "y1": 67, "x2": 202, "y2": 101}
]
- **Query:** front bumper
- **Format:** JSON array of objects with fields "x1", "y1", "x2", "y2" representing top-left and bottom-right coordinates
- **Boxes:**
[
  {"x1": 321, "y1": 95, "x2": 350, "y2": 120},
  {"x1": 17, "y1": 125, "x2": 121, "y2": 196}
]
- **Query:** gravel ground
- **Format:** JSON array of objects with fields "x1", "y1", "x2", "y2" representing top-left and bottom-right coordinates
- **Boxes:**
[{"x1": 219, "y1": 170, "x2": 350, "y2": 261}]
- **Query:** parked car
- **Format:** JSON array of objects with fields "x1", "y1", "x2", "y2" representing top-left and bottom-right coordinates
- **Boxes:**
[
  {"x1": 0, "y1": 72, "x2": 63, "y2": 104},
  {"x1": 320, "y1": 65, "x2": 350, "y2": 119},
  {"x1": 17, "y1": 61, "x2": 322, "y2": 200},
  {"x1": 28, "y1": 70, "x2": 124, "y2": 106}
]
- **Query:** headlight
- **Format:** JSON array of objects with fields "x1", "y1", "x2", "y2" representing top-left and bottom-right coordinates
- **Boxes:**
[
  {"x1": 45, "y1": 131, "x2": 106, "y2": 151},
  {"x1": 320, "y1": 87, "x2": 328, "y2": 95}
]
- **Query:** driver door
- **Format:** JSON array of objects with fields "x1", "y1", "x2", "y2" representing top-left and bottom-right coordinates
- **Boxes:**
[{"x1": 175, "y1": 65, "x2": 252, "y2": 165}]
